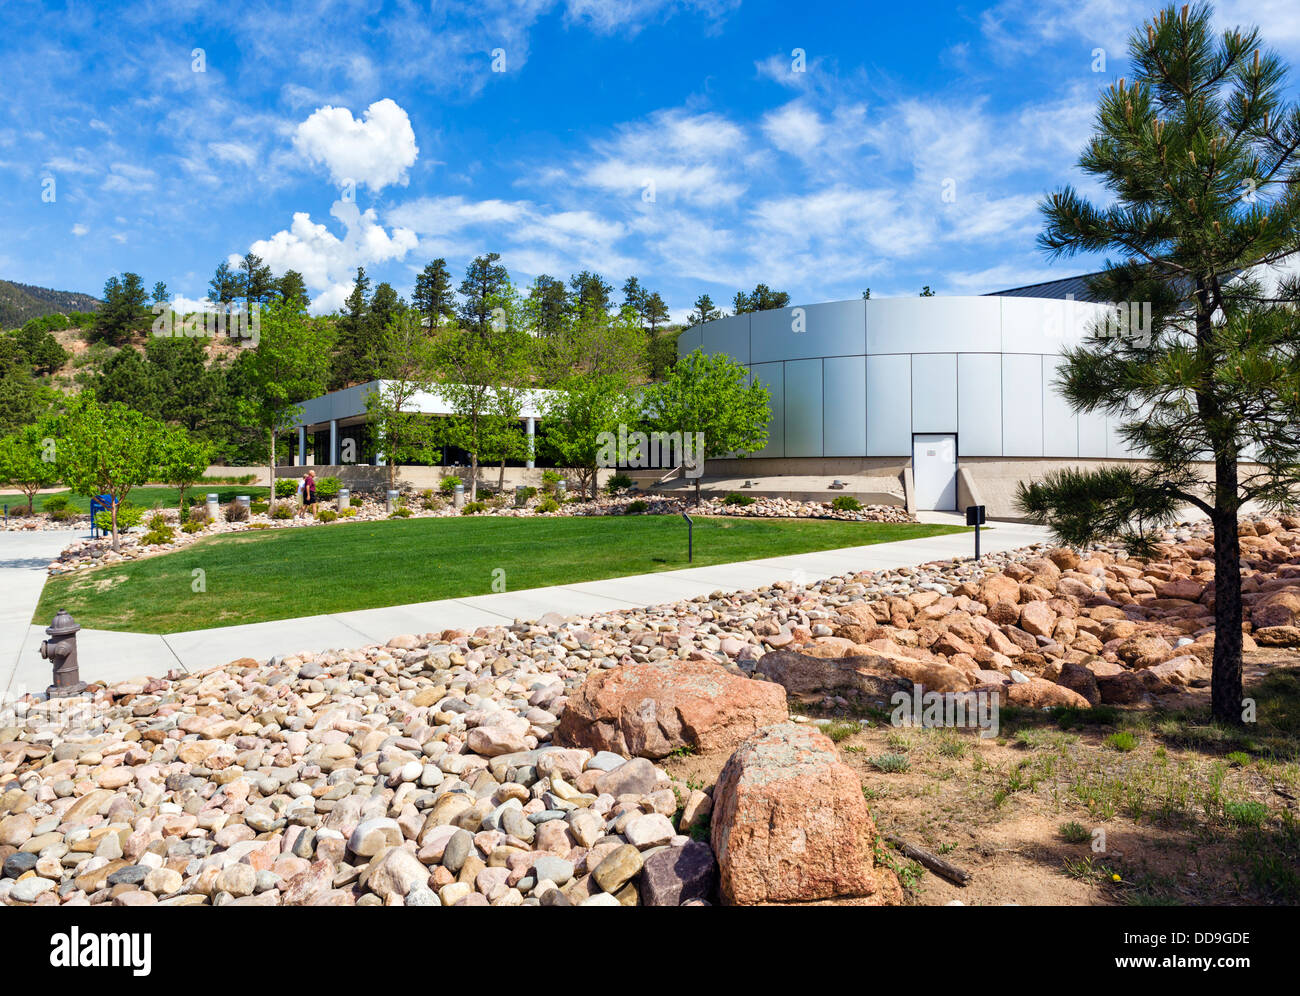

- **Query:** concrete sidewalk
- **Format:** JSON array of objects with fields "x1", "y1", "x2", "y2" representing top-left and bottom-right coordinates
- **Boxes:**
[{"x1": 2, "y1": 518, "x2": 1052, "y2": 696}]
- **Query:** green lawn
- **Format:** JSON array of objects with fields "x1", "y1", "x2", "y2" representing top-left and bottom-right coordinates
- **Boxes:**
[
  {"x1": 36, "y1": 514, "x2": 967, "y2": 634},
  {"x1": 19, "y1": 485, "x2": 271, "y2": 514}
]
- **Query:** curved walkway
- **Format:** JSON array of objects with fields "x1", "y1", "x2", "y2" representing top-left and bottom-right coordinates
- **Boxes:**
[{"x1": 2, "y1": 516, "x2": 1052, "y2": 698}]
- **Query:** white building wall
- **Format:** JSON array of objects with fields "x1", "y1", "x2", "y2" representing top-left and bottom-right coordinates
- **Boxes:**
[{"x1": 684, "y1": 295, "x2": 1117, "y2": 459}]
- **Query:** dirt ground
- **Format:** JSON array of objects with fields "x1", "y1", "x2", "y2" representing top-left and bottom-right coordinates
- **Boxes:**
[{"x1": 665, "y1": 650, "x2": 1300, "y2": 906}]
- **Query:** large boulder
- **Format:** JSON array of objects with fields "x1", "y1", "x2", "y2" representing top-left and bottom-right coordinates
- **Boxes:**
[
  {"x1": 756, "y1": 650, "x2": 912, "y2": 699},
  {"x1": 710, "y1": 723, "x2": 896, "y2": 905},
  {"x1": 555, "y1": 661, "x2": 787, "y2": 759},
  {"x1": 1252, "y1": 590, "x2": 1300, "y2": 629}
]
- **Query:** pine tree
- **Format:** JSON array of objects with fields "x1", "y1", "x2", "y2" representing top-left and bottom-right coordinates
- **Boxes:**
[
  {"x1": 1016, "y1": 2, "x2": 1300, "y2": 724},
  {"x1": 413, "y1": 259, "x2": 455, "y2": 328}
]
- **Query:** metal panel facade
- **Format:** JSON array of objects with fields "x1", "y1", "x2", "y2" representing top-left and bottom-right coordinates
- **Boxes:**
[
  {"x1": 783, "y1": 358, "x2": 823, "y2": 456},
  {"x1": 956, "y1": 353, "x2": 1002, "y2": 456},
  {"x1": 866, "y1": 354, "x2": 912, "y2": 456},
  {"x1": 822, "y1": 355, "x2": 867, "y2": 456},
  {"x1": 750, "y1": 300, "x2": 866, "y2": 363}
]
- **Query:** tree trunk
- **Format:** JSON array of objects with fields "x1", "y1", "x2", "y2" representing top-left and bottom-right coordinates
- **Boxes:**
[
  {"x1": 470, "y1": 454, "x2": 478, "y2": 501},
  {"x1": 268, "y1": 428, "x2": 277, "y2": 511},
  {"x1": 110, "y1": 501, "x2": 120, "y2": 553},
  {"x1": 1210, "y1": 455, "x2": 1244, "y2": 725},
  {"x1": 498, "y1": 458, "x2": 505, "y2": 493},
  {"x1": 695, "y1": 477, "x2": 701, "y2": 506}
]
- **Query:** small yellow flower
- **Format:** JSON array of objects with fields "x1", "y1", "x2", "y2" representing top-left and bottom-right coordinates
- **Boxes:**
[{"x1": 1112, "y1": 873, "x2": 1122, "y2": 883}]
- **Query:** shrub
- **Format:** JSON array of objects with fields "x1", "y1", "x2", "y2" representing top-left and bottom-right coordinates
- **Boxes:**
[
  {"x1": 93, "y1": 502, "x2": 144, "y2": 532},
  {"x1": 1059, "y1": 821, "x2": 1091, "y2": 844},
  {"x1": 339, "y1": 507, "x2": 358, "y2": 518},
  {"x1": 1104, "y1": 731, "x2": 1138, "y2": 752},
  {"x1": 605, "y1": 472, "x2": 634, "y2": 494},
  {"x1": 869, "y1": 753, "x2": 911, "y2": 773},
  {"x1": 1224, "y1": 800, "x2": 1269, "y2": 828},
  {"x1": 141, "y1": 525, "x2": 174, "y2": 545},
  {"x1": 224, "y1": 500, "x2": 249, "y2": 523},
  {"x1": 250, "y1": 501, "x2": 269, "y2": 515},
  {"x1": 48, "y1": 507, "x2": 73, "y2": 521},
  {"x1": 390, "y1": 507, "x2": 413, "y2": 518},
  {"x1": 461, "y1": 500, "x2": 487, "y2": 515},
  {"x1": 274, "y1": 478, "x2": 298, "y2": 499},
  {"x1": 625, "y1": 499, "x2": 649, "y2": 514},
  {"x1": 271, "y1": 503, "x2": 294, "y2": 520},
  {"x1": 439, "y1": 475, "x2": 461, "y2": 495},
  {"x1": 316, "y1": 508, "x2": 338, "y2": 522},
  {"x1": 315, "y1": 476, "x2": 342, "y2": 500},
  {"x1": 831, "y1": 495, "x2": 863, "y2": 512},
  {"x1": 42, "y1": 495, "x2": 70, "y2": 513},
  {"x1": 181, "y1": 519, "x2": 205, "y2": 534},
  {"x1": 723, "y1": 492, "x2": 756, "y2": 506},
  {"x1": 541, "y1": 469, "x2": 563, "y2": 493},
  {"x1": 187, "y1": 504, "x2": 210, "y2": 525},
  {"x1": 535, "y1": 496, "x2": 560, "y2": 513}
]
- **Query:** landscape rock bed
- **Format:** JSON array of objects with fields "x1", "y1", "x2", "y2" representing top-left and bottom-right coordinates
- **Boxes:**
[{"x1": 6, "y1": 513, "x2": 1295, "y2": 906}]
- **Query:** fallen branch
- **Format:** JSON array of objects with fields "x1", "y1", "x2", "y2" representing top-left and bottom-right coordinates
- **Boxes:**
[{"x1": 886, "y1": 835, "x2": 972, "y2": 886}]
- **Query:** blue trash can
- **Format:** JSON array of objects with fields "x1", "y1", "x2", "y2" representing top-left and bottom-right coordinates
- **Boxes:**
[{"x1": 88, "y1": 493, "x2": 114, "y2": 538}]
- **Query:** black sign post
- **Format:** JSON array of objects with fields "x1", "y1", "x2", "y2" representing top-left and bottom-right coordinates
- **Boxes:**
[
  {"x1": 965, "y1": 504, "x2": 986, "y2": 561},
  {"x1": 681, "y1": 511, "x2": 693, "y2": 562}
]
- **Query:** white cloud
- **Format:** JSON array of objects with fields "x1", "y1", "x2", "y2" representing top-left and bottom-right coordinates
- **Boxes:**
[
  {"x1": 387, "y1": 195, "x2": 531, "y2": 235},
  {"x1": 249, "y1": 199, "x2": 419, "y2": 314},
  {"x1": 761, "y1": 102, "x2": 827, "y2": 156},
  {"x1": 71, "y1": 223, "x2": 88, "y2": 237},
  {"x1": 293, "y1": 98, "x2": 419, "y2": 192}
]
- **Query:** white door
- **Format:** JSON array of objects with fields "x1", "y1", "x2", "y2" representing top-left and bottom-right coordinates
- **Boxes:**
[{"x1": 912, "y1": 433, "x2": 957, "y2": 510}]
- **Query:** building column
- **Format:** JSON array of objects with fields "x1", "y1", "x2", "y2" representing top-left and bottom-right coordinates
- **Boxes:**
[
  {"x1": 298, "y1": 426, "x2": 306, "y2": 467},
  {"x1": 329, "y1": 419, "x2": 338, "y2": 466},
  {"x1": 525, "y1": 417, "x2": 536, "y2": 469}
]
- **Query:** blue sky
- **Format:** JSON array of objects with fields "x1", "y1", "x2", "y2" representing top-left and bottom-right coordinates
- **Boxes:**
[{"x1": 2, "y1": 0, "x2": 1297, "y2": 319}]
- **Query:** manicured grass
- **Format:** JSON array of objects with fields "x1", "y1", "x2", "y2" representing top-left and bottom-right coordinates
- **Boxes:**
[
  {"x1": 36, "y1": 514, "x2": 967, "y2": 633},
  {"x1": 20, "y1": 485, "x2": 271, "y2": 514}
]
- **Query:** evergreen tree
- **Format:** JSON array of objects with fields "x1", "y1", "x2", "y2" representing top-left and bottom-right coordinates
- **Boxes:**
[
  {"x1": 732, "y1": 283, "x2": 791, "y2": 314},
  {"x1": 1016, "y1": 2, "x2": 1300, "y2": 724},
  {"x1": 458, "y1": 253, "x2": 510, "y2": 336},
  {"x1": 686, "y1": 293, "x2": 722, "y2": 327},
  {"x1": 239, "y1": 251, "x2": 275, "y2": 311},
  {"x1": 275, "y1": 270, "x2": 311, "y2": 311},
  {"x1": 331, "y1": 267, "x2": 371, "y2": 389},
  {"x1": 209, "y1": 260, "x2": 242, "y2": 305},
  {"x1": 413, "y1": 259, "x2": 455, "y2": 328},
  {"x1": 94, "y1": 272, "x2": 148, "y2": 344}
]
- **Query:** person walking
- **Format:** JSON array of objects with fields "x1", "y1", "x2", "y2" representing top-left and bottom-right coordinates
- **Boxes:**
[{"x1": 301, "y1": 470, "x2": 317, "y2": 517}]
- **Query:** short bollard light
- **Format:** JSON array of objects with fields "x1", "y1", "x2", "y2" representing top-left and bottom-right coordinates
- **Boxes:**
[
  {"x1": 39, "y1": 608, "x2": 87, "y2": 698},
  {"x1": 515, "y1": 484, "x2": 527, "y2": 507},
  {"x1": 555, "y1": 478, "x2": 566, "y2": 502},
  {"x1": 453, "y1": 482, "x2": 465, "y2": 509},
  {"x1": 386, "y1": 489, "x2": 399, "y2": 514},
  {"x1": 337, "y1": 487, "x2": 350, "y2": 511},
  {"x1": 235, "y1": 495, "x2": 251, "y2": 511},
  {"x1": 206, "y1": 493, "x2": 220, "y2": 521}
]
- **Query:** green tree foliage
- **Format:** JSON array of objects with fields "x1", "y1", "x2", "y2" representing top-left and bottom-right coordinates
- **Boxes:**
[
  {"x1": 209, "y1": 260, "x2": 242, "y2": 305},
  {"x1": 541, "y1": 374, "x2": 639, "y2": 500},
  {"x1": 276, "y1": 270, "x2": 310, "y2": 311},
  {"x1": 157, "y1": 424, "x2": 211, "y2": 512},
  {"x1": 459, "y1": 252, "x2": 511, "y2": 337},
  {"x1": 0, "y1": 420, "x2": 61, "y2": 512},
  {"x1": 331, "y1": 266, "x2": 372, "y2": 389},
  {"x1": 1016, "y1": 2, "x2": 1300, "y2": 723},
  {"x1": 13, "y1": 319, "x2": 70, "y2": 374},
  {"x1": 55, "y1": 392, "x2": 166, "y2": 551},
  {"x1": 731, "y1": 283, "x2": 790, "y2": 314},
  {"x1": 686, "y1": 294, "x2": 722, "y2": 327},
  {"x1": 0, "y1": 338, "x2": 53, "y2": 434},
  {"x1": 94, "y1": 272, "x2": 148, "y2": 344},
  {"x1": 366, "y1": 306, "x2": 441, "y2": 489},
  {"x1": 526, "y1": 274, "x2": 569, "y2": 339},
  {"x1": 240, "y1": 299, "x2": 333, "y2": 509},
  {"x1": 238, "y1": 251, "x2": 275, "y2": 310},
  {"x1": 568, "y1": 270, "x2": 613, "y2": 317},
  {"x1": 435, "y1": 284, "x2": 530, "y2": 499},
  {"x1": 413, "y1": 259, "x2": 455, "y2": 328},
  {"x1": 641, "y1": 348, "x2": 771, "y2": 503}
]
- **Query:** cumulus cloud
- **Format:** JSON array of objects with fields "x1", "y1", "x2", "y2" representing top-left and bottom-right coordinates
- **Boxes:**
[
  {"x1": 293, "y1": 98, "x2": 419, "y2": 192},
  {"x1": 250, "y1": 199, "x2": 418, "y2": 314}
]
